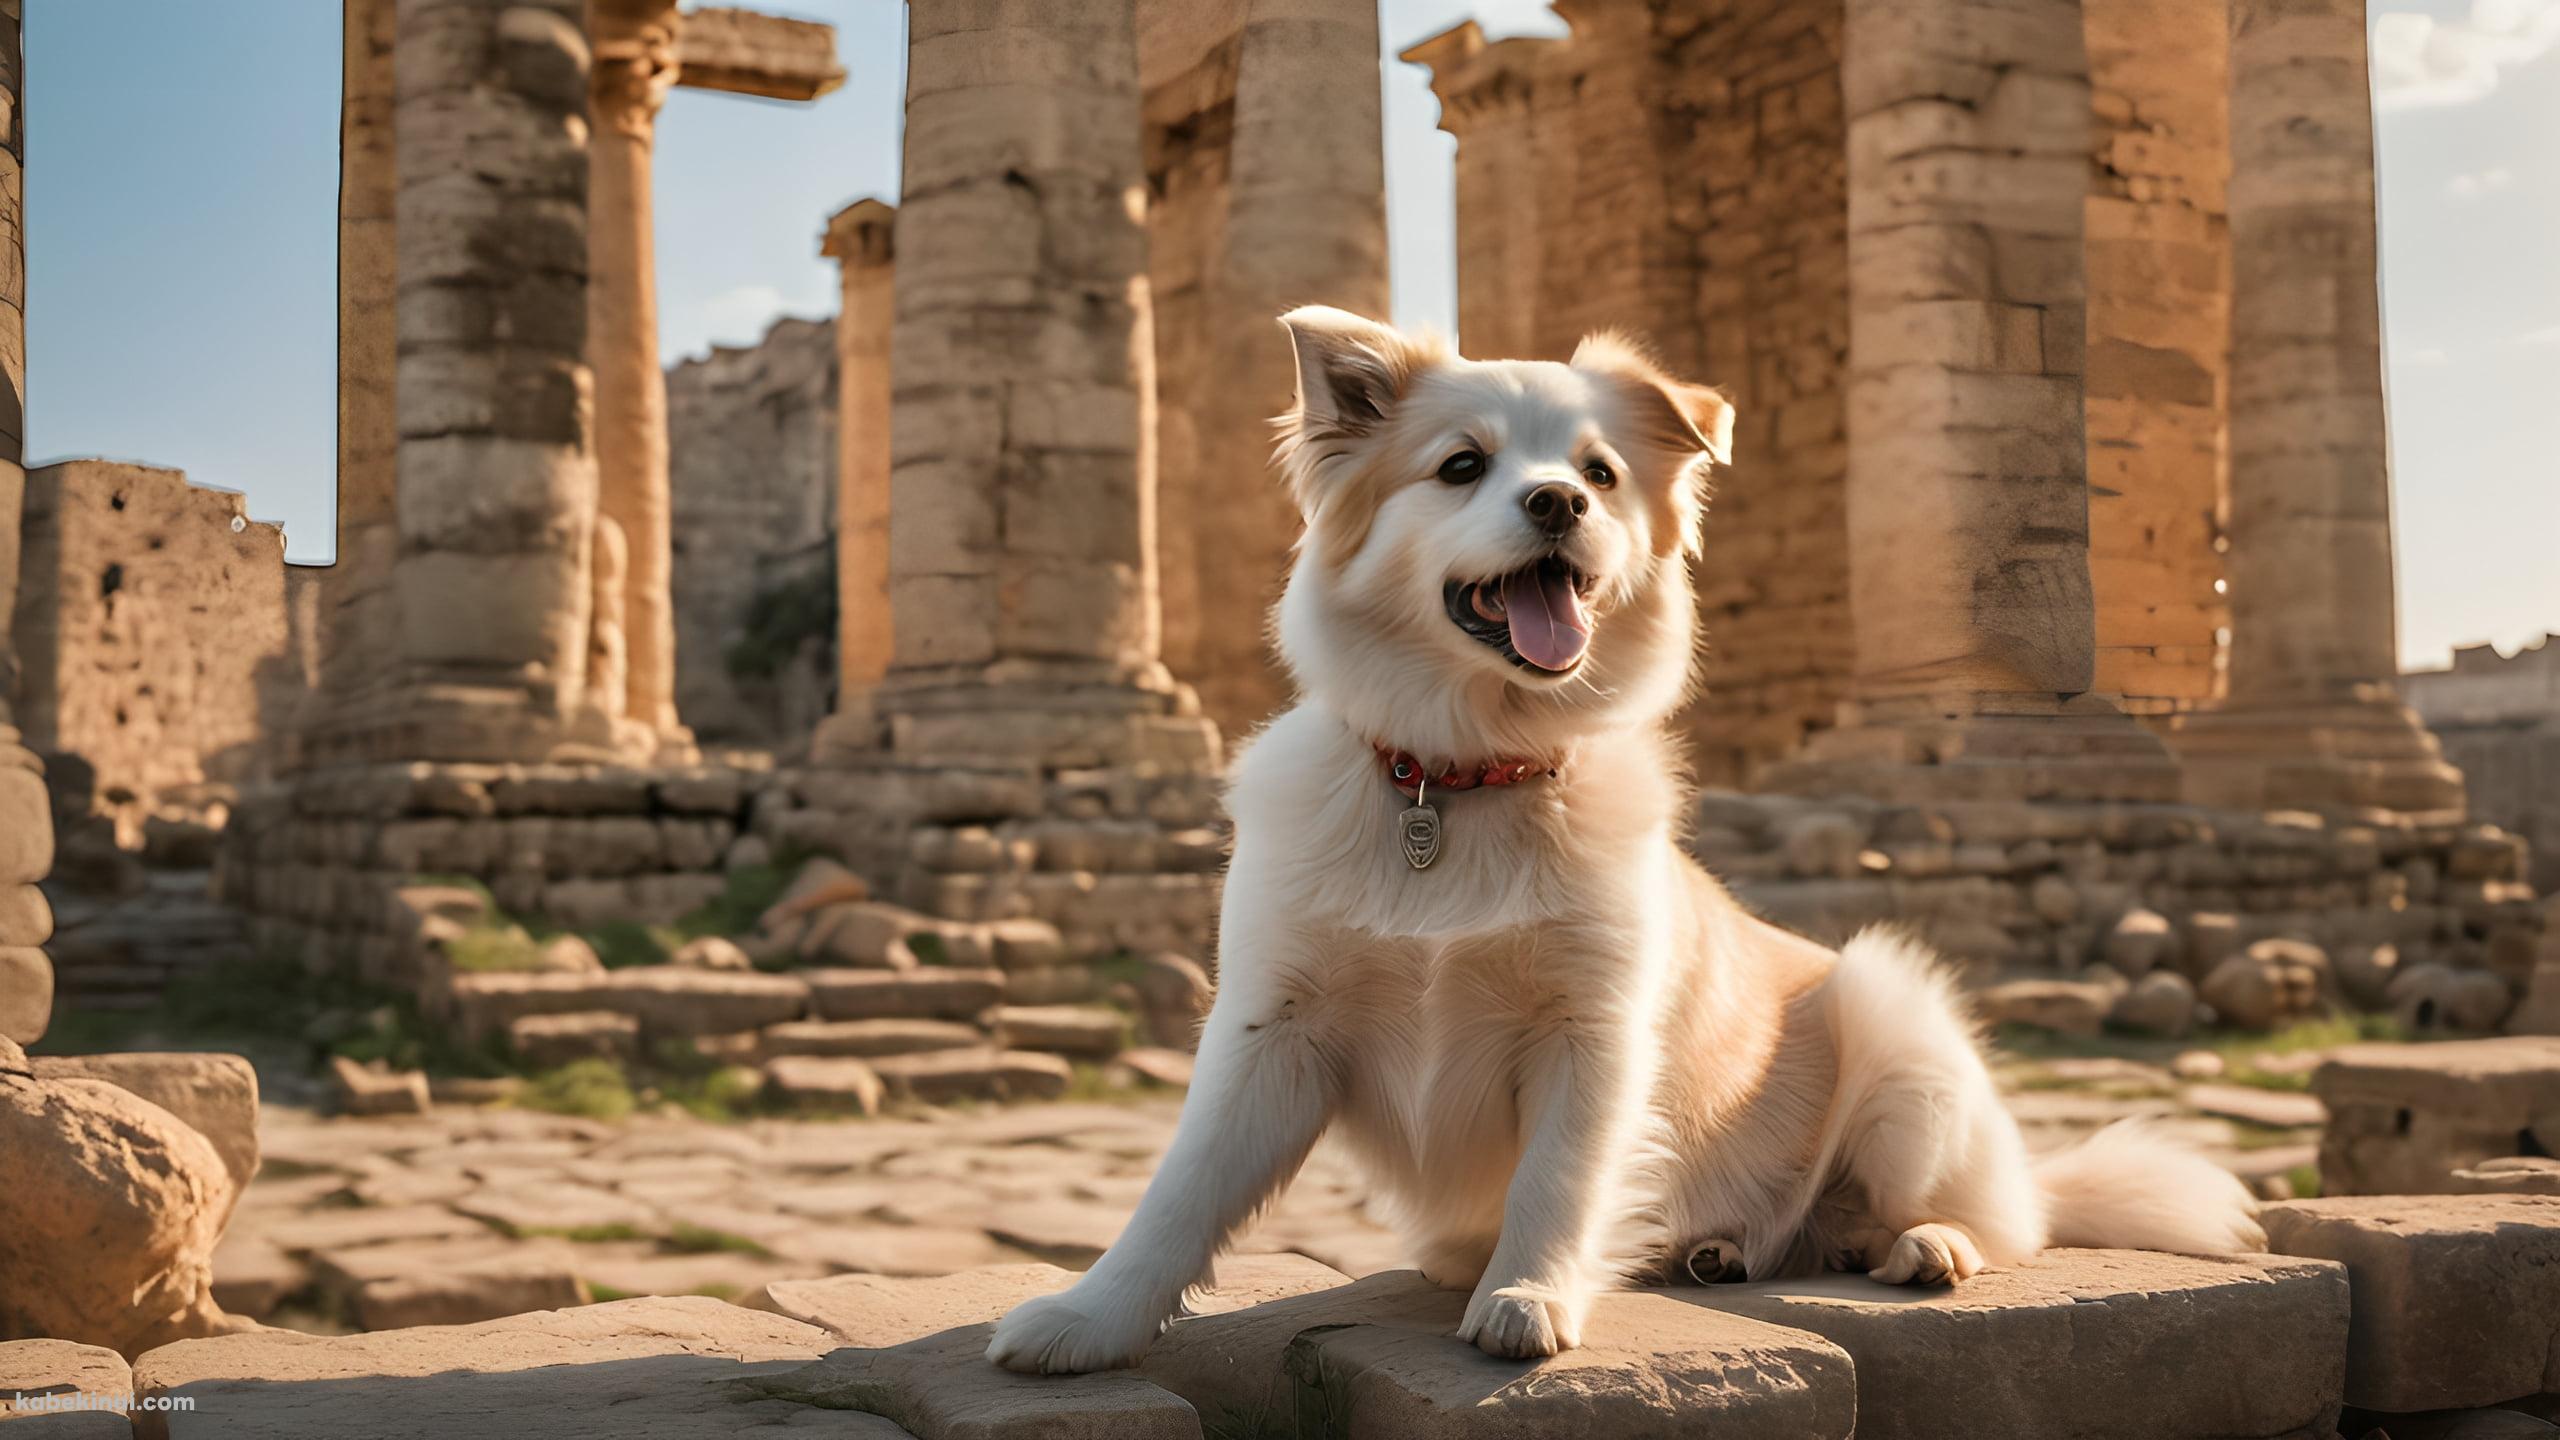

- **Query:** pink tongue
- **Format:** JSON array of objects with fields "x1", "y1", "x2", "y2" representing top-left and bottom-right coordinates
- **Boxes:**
[{"x1": 1502, "y1": 565, "x2": 1590, "y2": 672}]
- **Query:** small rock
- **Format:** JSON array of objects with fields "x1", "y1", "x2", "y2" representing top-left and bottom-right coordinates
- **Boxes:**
[
  {"x1": 758, "y1": 858, "x2": 871, "y2": 931},
  {"x1": 2104, "y1": 907, "x2": 2179, "y2": 977},
  {"x1": 868, "y1": 1047, "x2": 1072, "y2": 1104},
  {"x1": 329, "y1": 1055, "x2": 431, "y2": 1117},
  {"x1": 670, "y1": 935, "x2": 753, "y2": 972},
  {"x1": 2029, "y1": 874, "x2": 2080, "y2": 925},
  {"x1": 535, "y1": 935, "x2": 604, "y2": 975},
  {"x1": 2171, "y1": 1049, "x2": 2227, "y2": 1080},
  {"x1": 1975, "y1": 978, "x2": 2113, "y2": 1036},
  {"x1": 760, "y1": 1056, "x2": 881, "y2": 1116},
  {"x1": 2333, "y1": 942, "x2": 2400, "y2": 1010},
  {"x1": 2201, "y1": 940, "x2": 2327, "y2": 1032},
  {"x1": 2110, "y1": 969, "x2": 2199, "y2": 1038},
  {"x1": 1778, "y1": 811, "x2": 1867, "y2": 880},
  {"x1": 995, "y1": 1004, "x2": 1129, "y2": 1058}
]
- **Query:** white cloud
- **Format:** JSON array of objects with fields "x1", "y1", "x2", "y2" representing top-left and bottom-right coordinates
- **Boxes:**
[
  {"x1": 2372, "y1": 0, "x2": 2560, "y2": 110},
  {"x1": 2445, "y1": 165, "x2": 2515, "y2": 197}
]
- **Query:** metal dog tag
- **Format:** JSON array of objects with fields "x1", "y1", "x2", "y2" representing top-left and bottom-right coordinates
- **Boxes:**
[{"x1": 1399, "y1": 777, "x2": 1442, "y2": 870}]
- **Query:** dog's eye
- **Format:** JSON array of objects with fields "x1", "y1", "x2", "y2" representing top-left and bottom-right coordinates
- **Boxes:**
[
  {"x1": 1583, "y1": 461, "x2": 1617, "y2": 489},
  {"x1": 1437, "y1": 450, "x2": 1487, "y2": 485}
]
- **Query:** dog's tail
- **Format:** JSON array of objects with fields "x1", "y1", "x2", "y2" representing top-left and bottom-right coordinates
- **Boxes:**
[{"x1": 2033, "y1": 1120, "x2": 2266, "y2": 1254}]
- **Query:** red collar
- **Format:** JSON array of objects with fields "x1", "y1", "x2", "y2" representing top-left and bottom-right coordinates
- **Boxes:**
[{"x1": 1377, "y1": 745, "x2": 1559, "y2": 800}]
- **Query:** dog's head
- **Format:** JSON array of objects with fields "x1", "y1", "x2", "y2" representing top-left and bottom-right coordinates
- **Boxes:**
[{"x1": 1269, "y1": 306, "x2": 1731, "y2": 760}]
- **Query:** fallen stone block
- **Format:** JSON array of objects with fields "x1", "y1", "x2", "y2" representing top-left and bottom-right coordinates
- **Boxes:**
[
  {"x1": 759, "y1": 1018, "x2": 984, "y2": 1060},
  {"x1": 309, "y1": 1235, "x2": 592, "y2": 1332},
  {"x1": 0, "y1": 1337, "x2": 132, "y2": 1438},
  {"x1": 869, "y1": 1047, "x2": 1072, "y2": 1105},
  {"x1": 2263, "y1": 1195, "x2": 2560, "y2": 1412},
  {"x1": 1140, "y1": 1269, "x2": 1853, "y2": 1440},
  {"x1": 2451, "y1": 1158, "x2": 2560, "y2": 1196},
  {"x1": 994, "y1": 1004, "x2": 1129, "y2": 1058},
  {"x1": 1976, "y1": 977, "x2": 2113, "y2": 1035},
  {"x1": 602, "y1": 966, "x2": 809, "y2": 1036},
  {"x1": 327, "y1": 1056, "x2": 429, "y2": 1117},
  {"x1": 2313, "y1": 1037, "x2": 2560, "y2": 1195},
  {"x1": 1692, "y1": 1249, "x2": 2348, "y2": 1440},
  {"x1": 28, "y1": 1053, "x2": 261, "y2": 1221},
  {"x1": 2, "y1": 1041, "x2": 239, "y2": 1358},
  {"x1": 806, "y1": 967, "x2": 1005, "y2": 1022},
  {"x1": 439, "y1": 971, "x2": 615, "y2": 1045},
  {"x1": 745, "y1": 1323, "x2": 1197, "y2": 1440},
  {"x1": 0, "y1": 945, "x2": 55, "y2": 1045},
  {"x1": 762, "y1": 1055, "x2": 885, "y2": 1116},
  {"x1": 505, "y1": 1010, "x2": 639, "y2": 1068},
  {"x1": 130, "y1": 1295, "x2": 895, "y2": 1440}
]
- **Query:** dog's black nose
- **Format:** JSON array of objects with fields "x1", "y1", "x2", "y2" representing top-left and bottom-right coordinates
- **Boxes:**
[{"x1": 1522, "y1": 482, "x2": 1588, "y2": 538}]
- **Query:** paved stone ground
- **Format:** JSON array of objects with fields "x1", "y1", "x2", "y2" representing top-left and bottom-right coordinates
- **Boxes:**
[{"x1": 215, "y1": 1042, "x2": 2332, "y2": 1335}]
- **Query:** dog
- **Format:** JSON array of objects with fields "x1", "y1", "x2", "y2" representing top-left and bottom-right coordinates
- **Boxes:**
[{"x1": 986, "y1": 306, "x2": 2263, "y2": 1374}]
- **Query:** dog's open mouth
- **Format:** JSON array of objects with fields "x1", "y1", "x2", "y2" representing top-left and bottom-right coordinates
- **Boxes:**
[{"x1": 1444, "y1": 556, "x2": 1596, "y2": 673}]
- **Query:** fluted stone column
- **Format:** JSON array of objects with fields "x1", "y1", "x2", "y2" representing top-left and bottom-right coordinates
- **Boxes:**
[
  {"x1": 586, "y1": 0, "x2": 686, "y2": 752},
  {"x1": 821, "y1": 199, "x2": 895, "y2": 705},
  {"x1": 1147, "y1": 0, "x2": 1390, "y2": 736},
  {"x1": 0, "y1": 0, "x2": 53, "y2": 1046},
  {"x1": 389, "y1": 0, "x2": 609, "y2": 762},
  {"x1": 862, "y1": 0, "x2": 1215, "y2": 773},
  {"x1": 1760, "y1": 0, "x2": 2178, "y2": 803},
  {"x1": 2170, "y1": 0, "x2": 2462, "y2": 817},
  {"x1": 303, "y1": 0, "x2": 404, "y2": 767}
]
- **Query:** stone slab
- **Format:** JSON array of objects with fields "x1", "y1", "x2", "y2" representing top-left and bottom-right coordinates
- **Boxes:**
[
  {"x1": 1140, "y1": 1269, "x2": 1853, "y2": 1440},
  {"x1": 745, "y1": 1330, "x2": 1198, "y2": 1440},
  {"x1": 2263, "y1": 1195, "x2": 2560, "y2": 1412},
  {"x1": 129, "y1": 1296, "x2": 903, "y2": 1439},
  {"x1": 0, "y1": 1338, "x2": 132, "y2": 1437},
  {"x1": 1691, "y1": 1249, "x2": 2348, "y2": 1440}
]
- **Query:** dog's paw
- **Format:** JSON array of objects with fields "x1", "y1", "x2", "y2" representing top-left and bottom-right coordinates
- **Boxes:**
[
  {"x1": 1683, "y1": 1237, "x2": 1748, "y2": 1284},
  {"x1": 1457, "y1": 1285, "x2": 1582, "y2": 1360},
  {"x1": 985, "y1": 1291, "x2": 1160, "y2": 1375},
  {"x1": 1869, "y1": 1223, "x2": 1985, "y2": 1286}
]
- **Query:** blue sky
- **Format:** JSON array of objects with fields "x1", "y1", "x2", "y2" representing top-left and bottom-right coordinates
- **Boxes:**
[{"x1": 24, "y1": 0, "x2": 2559, "y2": 670}]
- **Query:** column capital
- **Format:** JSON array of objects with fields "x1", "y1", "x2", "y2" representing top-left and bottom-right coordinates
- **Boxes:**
[
  {"x1": 821, "y1": 197, "x2": 896, "y2": 269},
  {"x1": 590, "y1": 0, "x2": 679, "y2": 135}
]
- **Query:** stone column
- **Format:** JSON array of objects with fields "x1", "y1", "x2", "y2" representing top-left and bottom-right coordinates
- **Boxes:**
[
  {"x1": 820, "y1": 199, "x2": 894, "y2": 708},
  {"x1": 865, "y1": 0, "x2": 1215, "y2": 773},
  {"x1": 1174, "y1": 0, "x2": 1390, "y2": 735},
  {"x1": 586, "y1": 0, "x2": 685, "y2": 751},
  {"x1": 1760, "y1": 0, "x2": 2179, "y2": 803},
  {"x1": 305, "y1": 0, "x2": 403, "y2": 766},
  {"x1": 389, "y1": 0, "x2": 605, "y2": 762},
  {"x1": 2170, "y1": 0, "x2": 2462, "y2": 817},
  {"x1": 0, "y1": 0, "x2": 52, "y2": 1046}
]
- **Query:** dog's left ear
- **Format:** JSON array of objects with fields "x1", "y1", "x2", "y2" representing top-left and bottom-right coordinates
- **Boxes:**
[{"x1": 1571, "y1": 332, "x2": 1733, "y2": 466}]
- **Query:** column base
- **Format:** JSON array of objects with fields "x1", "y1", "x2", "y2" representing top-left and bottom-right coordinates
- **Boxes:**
[
  {"x1": 1754, "y1": 693, "x2": 2183, "y2": 804},
  {"x1": 820, "y1": 660, "x2": 1223, "y2": 776},
  {"x1": 2170, "y1": 695, "x2": 2465, "y2": 821},
  {"x1": 298, "y1": 685, "x2": 658, "y2": 769}
]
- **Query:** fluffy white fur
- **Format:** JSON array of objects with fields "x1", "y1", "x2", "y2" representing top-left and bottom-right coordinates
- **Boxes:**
[{"x1": 986, "y1": 307, "x2": 2263, "y2": 1374}]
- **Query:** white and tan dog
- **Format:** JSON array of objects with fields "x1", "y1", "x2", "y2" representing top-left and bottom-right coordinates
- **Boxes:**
[{"x1": 987, "y1": 307, "x2": 2262, "y2": 1374}]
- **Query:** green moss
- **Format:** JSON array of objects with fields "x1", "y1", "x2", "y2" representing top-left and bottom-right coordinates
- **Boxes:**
[
  {"x1": 668, "y1": 1222, "x2": 771, "y2": 1257},
  {"x1": 441, "y1": 922, "x2": 548, "y2": 975},
  {"x1": 2284, "y1": 1163, "x2": 2322, "y2": 1199},
  {"x1": 515, "y1": 1059, "x2": 639, "y2": 1122},
  {"x1": 668, "y1": 858, "x2": 801, "y2": 944}
]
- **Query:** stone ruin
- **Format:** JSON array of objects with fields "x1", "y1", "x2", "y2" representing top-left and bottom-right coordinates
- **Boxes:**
[
  {"x1": 2407, "y1": 636, "x2": 2560, "y2": 892},
  {"x1": 3, "y1": 3, "x2": 2560, "y2": 1425}
]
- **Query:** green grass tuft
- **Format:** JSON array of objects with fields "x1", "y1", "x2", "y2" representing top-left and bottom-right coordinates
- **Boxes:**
[
  {"x1": 668, "y1": 1222, "x2": 771, "y2": 1257},
  {"x1": 515, "y1": 1059, "x2": 639, "y2": 1122}
]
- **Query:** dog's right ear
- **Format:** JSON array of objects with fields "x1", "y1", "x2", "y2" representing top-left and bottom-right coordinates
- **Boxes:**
[{"x1": 1278, "y1": 306, "x2": 1434, "y2": 444}]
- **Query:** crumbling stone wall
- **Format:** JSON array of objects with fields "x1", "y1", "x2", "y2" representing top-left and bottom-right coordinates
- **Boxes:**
[
  {"x1": 11, "y1": 461, "x2": 295, "y2": 835},
  {"x1": 665, "y1": 315, "x2": 838, "y2": 747},
  {"x1": 2084, "y1": 0, "x2": 2230, "y2": 713},
  {"x1": 2407, "y1": 639, "x2": 2560, "y2": 891}
]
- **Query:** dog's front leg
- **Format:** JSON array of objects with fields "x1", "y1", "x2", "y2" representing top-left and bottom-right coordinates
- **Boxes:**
[
  {"x1": 987, "y1": 921, "x2": 1341, "y2": 1374},
  {"x1": 1459, "y1": 943, "x2": 1660, "y2": 1359}
]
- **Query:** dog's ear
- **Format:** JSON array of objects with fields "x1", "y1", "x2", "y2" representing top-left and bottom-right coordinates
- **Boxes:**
[
  {"x1": 1278, "y1": 306, "x2": 1436, "y2": 443},
  {"x1": 1571, "y1": 331, "x2": 1733, "y2": 466},
  {"x1": 1573, "y1": 332, "x2": 1732, "y2": 558}
]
